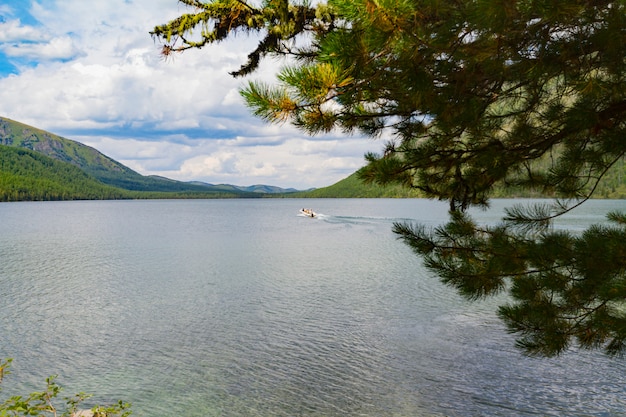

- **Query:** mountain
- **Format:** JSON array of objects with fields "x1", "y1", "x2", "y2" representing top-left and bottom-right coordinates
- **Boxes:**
[
  {"x1": 0, "y1": 116, "x2": 279, "y2": 196},
  {"x1": 6, "y1": 115, "x2": 623, "y2": 201},
  {"x1": 0, "y1": 116, "x2": 226, "y2": 193},
  {"x1": 0, "y1": 145, "x2": 133, "y2": 201},
  {"x1": 0, "y1": 145, "x2": 263, "y2": 201},
  {"x1": 188, "y1": 181, "x2": 300, "y2": 194},
  {"x1": 294, "y1": 170, "x2": 422, "y2": 198},
  {"x1": 235, "y1": 184, "x2": 300, "y2": 194},
  {"x1": 295, "y1": 162, "x2": 626, "y2": 199}
]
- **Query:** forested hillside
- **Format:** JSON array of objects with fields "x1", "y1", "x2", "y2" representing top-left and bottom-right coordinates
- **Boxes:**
[
  {"x1": 297, "y1": 159, "x2": 626, "y2": 199},
  {"x1": 1, "y1": 114, "x2": 625, "y2": 200},
  {"x1": 0, "y1": 116, "x2": 245, "y2": 194},
  {"x1": 296, "y1": 171, "x2": 423, "y2": 198},
  {"x1": 0, "y1": 146, "x2": 131, "y2": 201},
  {"x1": 489, "y1": 154, "x2": 626, "y2": 199},
  {"x1": 0, "y1": 146, "x2": 265, "y2": 201}
]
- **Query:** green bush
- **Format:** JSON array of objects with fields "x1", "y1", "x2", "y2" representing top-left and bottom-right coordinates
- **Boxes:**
[{"x1": 0, "y1": 359, "x2": 131, "y2": 417}]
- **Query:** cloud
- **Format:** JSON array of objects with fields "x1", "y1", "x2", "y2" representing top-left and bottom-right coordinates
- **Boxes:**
[
  {"x1": 0, "y1": 0, "x2": 376, "y2": 189},
  {"x1": 2, "y1": 35, "x2": 81, "y2": 60},
  {"x1": 0, "y1": 19, "x2": 48, "y2": 43}
]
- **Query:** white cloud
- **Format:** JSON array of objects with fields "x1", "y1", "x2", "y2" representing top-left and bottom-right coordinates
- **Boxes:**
[
  {"x1": 0, "y1": 19, "x2": 48, "y2": 42},
  {"x1": 2, "y1": 35, "x2": 80, "y2": 60},
  {"x1": 0, "y1": 0, "x2": 377, "y2": 189}
]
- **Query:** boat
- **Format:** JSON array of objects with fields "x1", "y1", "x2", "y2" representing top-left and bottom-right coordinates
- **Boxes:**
[{"x1": 300, "y1": 208, "x2": 316, "y2": 218}]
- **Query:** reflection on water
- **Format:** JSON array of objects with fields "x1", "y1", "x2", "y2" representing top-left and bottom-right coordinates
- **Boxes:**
[{"x1": 0, "y1": 199, "x2": 625, "y2": 416}]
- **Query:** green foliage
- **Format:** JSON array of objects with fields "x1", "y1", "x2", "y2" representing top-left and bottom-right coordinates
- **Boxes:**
[
  {"x1": 0, "y1": 117, "x2": 266, "y2": 199},
  {"x1": 395, "y1": 206, "x2": 626, "y2": 357},
  {"x1": 0, "y1": 117, "x2": 138, "y2": 184},
  {"x1": 292, "y1": 158, "x2": 626, "y2": 198},
  {"x1": 295, "y1": 170, "x2": 423, "y2": 198},
  {"x1": 0, "y1": 145, "x2": 264, "y2": 201},
  {"x1": 150, "y1": 0, "x2": 330, "y2": 77},
  {"x1": 0, "y1": 116, "x2": 225, "y2": 194},
  {"x1": 154, "y1": 0, "x2": 626, "y2": 356},
  {"x1": 0, "y1": 146, "x2": 133, "y2": 201},
  {"x1": 0, "y1": 359, "x2": 131, "y2": 417}
]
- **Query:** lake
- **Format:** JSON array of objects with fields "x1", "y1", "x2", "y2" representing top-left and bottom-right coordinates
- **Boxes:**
[{"x1": 1, "y1": 198, "x2": 625, "y2": 416}]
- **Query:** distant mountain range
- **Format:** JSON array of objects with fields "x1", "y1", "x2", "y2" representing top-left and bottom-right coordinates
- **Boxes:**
[
  {"x1": 4, "y1": 115, "x2": 623, "y2": 202},
  {"x1": 0, "y1": 115, "x2": 432, "y2": 201},
  {"x1": 0, "y1": 116, "x2": 302, "y2": 200},
  {"x1": 187, "y1": 181, "x2": 301, "y2": 194}
]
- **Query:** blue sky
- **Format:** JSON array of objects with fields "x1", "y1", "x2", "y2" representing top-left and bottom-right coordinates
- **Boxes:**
[{"x1": 0, "y1": 0, "x2": 374, "y2": 189}]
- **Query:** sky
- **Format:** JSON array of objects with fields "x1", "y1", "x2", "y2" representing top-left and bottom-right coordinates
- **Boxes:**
[{"x1": 0, "y1": 0, "x2": 377, "y2": 189}]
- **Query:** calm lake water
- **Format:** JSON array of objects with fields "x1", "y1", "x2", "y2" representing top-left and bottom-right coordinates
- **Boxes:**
[{"x1": 1, "y1": 198, "x2": 625, "y2": 417}]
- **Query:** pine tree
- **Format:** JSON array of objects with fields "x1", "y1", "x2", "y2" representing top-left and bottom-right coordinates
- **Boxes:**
[{"x1": 152, "y1": 0, "x2": 626, "y2": 357}]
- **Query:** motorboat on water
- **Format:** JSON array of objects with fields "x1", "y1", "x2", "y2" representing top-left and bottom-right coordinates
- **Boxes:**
[{"x1": 300, "y1": 208, "x2": 316, "y2": 218}]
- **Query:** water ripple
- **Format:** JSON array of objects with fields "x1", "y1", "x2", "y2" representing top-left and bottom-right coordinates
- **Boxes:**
[{"x1": 1, "y1": 199, "x2": 625, "y2": 417}]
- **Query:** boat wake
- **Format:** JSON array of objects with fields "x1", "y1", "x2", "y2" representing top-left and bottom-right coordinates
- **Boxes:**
[
  {"x1": 298, "y1": 209, "x2": 413, "y2": 225},
  {"x1": 305, "y1": 214, "x2": 413, "y2": 225}
]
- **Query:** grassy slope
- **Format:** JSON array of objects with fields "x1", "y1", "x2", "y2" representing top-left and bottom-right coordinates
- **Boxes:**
[
  {"x1": 293, "y1": 161, "x2": 626, "y2": 199},
  {"x1": 0, "y1": 146, "x2": 263, "y2": 201},
  {"x1": 2, "y1": 116, "x2": 624, "y2": 200},
  {"x1": 0, "y1": 116, "x2": 248, "y2": 195},
  {"x1": 293, "y1": 171, "x2": 423, "y2": 198}
]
